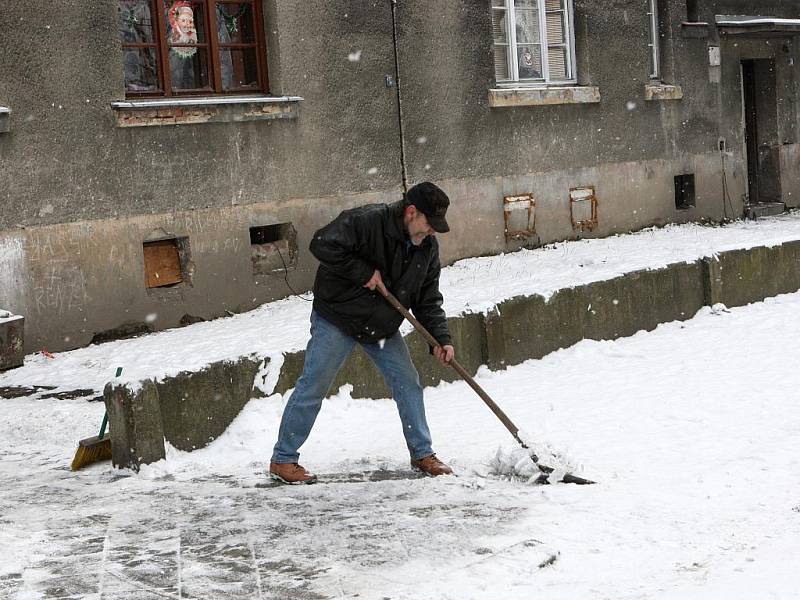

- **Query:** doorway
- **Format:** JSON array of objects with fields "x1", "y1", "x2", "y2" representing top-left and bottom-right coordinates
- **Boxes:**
[{"x1": 741, "y1": 59, "x2": 781, "y2": 205}]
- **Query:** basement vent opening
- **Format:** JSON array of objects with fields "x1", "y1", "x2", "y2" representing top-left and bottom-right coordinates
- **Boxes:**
[
  {"x1": 250, "y1": 223, "x2": 298, "y2": 276},
  {"x1": 675, "y1": 174, "x2": 696, "y2": 210},
  {"x1": 143, "y1": 237, "x2": 191, "y2": 289},
  {"x1": 570, "y1": 186, "x2": 598, "y2": 232},
  {"x1": 504, "y1": 193, "x2": 537, "y2": 241}
]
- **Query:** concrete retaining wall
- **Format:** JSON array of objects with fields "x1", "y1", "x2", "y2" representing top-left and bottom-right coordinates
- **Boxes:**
[
  {"x1": 704, "y1": 240, "x2": 800, "y2": 308},
  {"x1": 105, "y1": 357, "x2": 261, "y2": 470},
  {"x1": 0, "y1": 314, "x2": 24, "y2": 371},
  {"x1": 105, "y1": 239, "x2": 800, "y2": 469}
]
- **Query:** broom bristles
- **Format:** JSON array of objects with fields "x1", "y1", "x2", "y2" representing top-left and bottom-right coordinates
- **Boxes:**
[{"x1": 71, "y1": 435, "x2": 112, "y2": 470}]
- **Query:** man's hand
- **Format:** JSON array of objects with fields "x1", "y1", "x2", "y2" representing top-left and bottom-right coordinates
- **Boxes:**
[
  {"x1": 364, "y1": 269, "x2": 388, "y2": 296},
  {"x1": 433, "y1": 344, "x2": 455, "y2": 366}
]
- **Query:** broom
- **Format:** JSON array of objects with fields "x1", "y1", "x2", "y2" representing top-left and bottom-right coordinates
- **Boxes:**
[{"x1": 70, "y1": 366, "x2": 122, "y2": 470}]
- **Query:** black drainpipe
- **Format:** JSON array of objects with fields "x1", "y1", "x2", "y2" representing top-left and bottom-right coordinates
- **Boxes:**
[{"x1": 390, "y1": 0, "x2": 409, "y2": 193}]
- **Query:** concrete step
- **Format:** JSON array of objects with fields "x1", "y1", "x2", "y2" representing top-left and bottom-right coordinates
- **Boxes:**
[{"x1": 745, "y1": 202, "x2": 786, "y2": 220}]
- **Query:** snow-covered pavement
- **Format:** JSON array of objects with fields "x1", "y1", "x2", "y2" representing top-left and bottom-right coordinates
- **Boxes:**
[{"x1": 3, "y1": 289, "x2": 800, "y2": 599}]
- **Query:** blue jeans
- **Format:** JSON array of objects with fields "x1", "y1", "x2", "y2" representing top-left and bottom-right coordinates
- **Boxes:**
[{"x1": 271, "y1": 311, "x2": 434, "y2": 463}]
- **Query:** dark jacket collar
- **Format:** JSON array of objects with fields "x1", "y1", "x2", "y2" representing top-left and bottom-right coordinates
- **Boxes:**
[{"x1": 386, "y1": 200, "x2": 407, "y2": 241}]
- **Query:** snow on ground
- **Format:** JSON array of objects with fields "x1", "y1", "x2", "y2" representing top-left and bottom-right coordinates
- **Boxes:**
[
  {"x1": 3, "y1": 212, "x2": 800, "y2": 395},
  {"x1": 3, "y1": 287, "x2": 800, "y2": 598}
]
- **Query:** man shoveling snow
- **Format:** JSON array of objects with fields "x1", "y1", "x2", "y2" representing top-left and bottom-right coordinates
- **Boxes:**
[{"x1": 270, "y1": 182, "x2": 456, "y2": 484}]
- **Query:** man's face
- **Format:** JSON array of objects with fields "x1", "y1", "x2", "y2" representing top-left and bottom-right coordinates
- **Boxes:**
[{"x1": 405, "y1": 206, "x2": 436, "y2": 246}]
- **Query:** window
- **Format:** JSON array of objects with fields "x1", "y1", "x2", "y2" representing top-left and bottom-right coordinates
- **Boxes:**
[
  {"x1": 647, "y1": 0, "x2": 661, "y2": 80},
  {"x1": 118, "y1": 0, "x2": 268, "y2": 97},
  {"x1": 491, "y1": 0, "x2": 576, "y2": 86}
]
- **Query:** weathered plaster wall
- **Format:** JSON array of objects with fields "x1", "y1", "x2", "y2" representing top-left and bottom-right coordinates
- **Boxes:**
[
  {"x1": 0, "y1": 148, "x2": 746, "y2": 353},
  {"x1": 0, "y1": 0, "x2": 406, "y2": 351},
  {"x1": 395, "y1": 0, "x2": 769, "y2": 255},
  {"x1": 0, "y1": 0, "x2": 798, "y2": 352},
  {"x1": 432, "y1": 151, "x2": 747, "y2": 262},
  {"x1": 0, "y1": 0, "x2": 403, "y2": 230},
  {"x1": 0, "y1": 189, "x2": 390, "y2": 352},
  {"x1": 396, "y1": 1, "x2": 709, "y2": 180}
]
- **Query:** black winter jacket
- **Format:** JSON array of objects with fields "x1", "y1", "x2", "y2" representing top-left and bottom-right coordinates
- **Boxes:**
[{"x1": 310, "y1": 200, "x2": 452, "y2": 346}]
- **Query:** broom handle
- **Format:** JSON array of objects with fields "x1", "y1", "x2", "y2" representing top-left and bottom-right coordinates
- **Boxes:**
[
  {"x1": 379, "y1": 287, "x2": 527, "y2": 448},
  {"x1": 98, "y1": 367, "x2": 122, "y2": 439},
  {"x1": 98, "y1": 412, "x2": 109, "y2": 438}
]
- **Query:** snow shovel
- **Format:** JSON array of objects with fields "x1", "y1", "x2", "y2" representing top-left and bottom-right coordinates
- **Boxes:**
[{"x1": 379, "y1": 287, "x2": 594, "y2": 485}]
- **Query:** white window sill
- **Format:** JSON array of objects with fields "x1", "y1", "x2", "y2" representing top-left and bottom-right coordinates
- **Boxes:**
[
  {"x1": 110, "y1": 95, "x2": 302, "y2": 128},
  {"x1": 644, "y1": 83, "x2": 684, "y2": 101},
  {"x1": 0, "y1": 106, "x2": 10, "y2": 134},
  {"x1": 488, "y1": 86, "x2": 601, "y2": 108}
]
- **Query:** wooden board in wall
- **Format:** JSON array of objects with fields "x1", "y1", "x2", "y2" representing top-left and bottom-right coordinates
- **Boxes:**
[{"x1": 143, "y1": 240, "x2": 183, "y2": 288}]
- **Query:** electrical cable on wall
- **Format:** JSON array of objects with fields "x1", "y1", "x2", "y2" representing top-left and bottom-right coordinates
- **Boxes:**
[
  {"x1": 390, "y1": 0, "x2": 409, "y2": 193},
  {"x1": 275, "y1": 245, "x2": 313, "y2": 302},
  {"x1": 720, "y1": 149, "x2": 735, "y2": 220}
]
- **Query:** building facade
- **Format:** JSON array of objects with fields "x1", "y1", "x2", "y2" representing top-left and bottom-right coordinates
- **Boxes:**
[{"x1": 1, "y1": 0, "x2": 799, "y2": 353}]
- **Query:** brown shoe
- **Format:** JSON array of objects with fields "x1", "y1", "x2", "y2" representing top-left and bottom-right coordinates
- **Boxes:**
[
  {"x1": 269, "y1": 462, "x2": 318, "y2": 484},
  {"x1": 410, "y1": 454, "x2": 453, "y2": 477}
]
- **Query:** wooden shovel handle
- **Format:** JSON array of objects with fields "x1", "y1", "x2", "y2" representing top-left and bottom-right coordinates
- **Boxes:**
[
  {"x1": 378, "y1": 287, "x2": 526, "y2": 449},
  {"x1": 379, "y1": 287, "x2": 596, "y2": 485}
]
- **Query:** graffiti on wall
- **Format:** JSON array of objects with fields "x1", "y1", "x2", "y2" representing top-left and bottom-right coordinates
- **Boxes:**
[
  {"x1": 31, "y1": 264, "x2": 91, "y2": 317},
  {"x1": 24, "y1": 229, "x2": 95, "y2": 317}
]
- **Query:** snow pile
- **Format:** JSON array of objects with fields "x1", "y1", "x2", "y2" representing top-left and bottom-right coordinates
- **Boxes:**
[
  {"x1": 487, "y1": 432, "x2": 580, "y2": 483},
  {"x1": 487, "y1": 446, "x2": 542, "y2": 480},
  {"x1": 0, "y1": 309, "x2": 21, "y2": 324}
]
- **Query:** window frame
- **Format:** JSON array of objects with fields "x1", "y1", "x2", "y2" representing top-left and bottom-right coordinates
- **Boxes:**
[
  {"x1": 492, "y1": 0, "x2": 577, "y2": 88},
  {"x1": 647, "y1": 0, "x2": 662, "y2": 81},
  {"x1": 119, "y1": 0, "x2": 270, "y2": 99}
]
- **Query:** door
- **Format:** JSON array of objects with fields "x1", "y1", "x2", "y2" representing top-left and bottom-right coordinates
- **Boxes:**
[{"x1": 741, "y1": 59, "x2": 781, "y2": 204}]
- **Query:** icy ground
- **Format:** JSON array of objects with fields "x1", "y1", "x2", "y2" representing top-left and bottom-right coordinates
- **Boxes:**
[
  {"x1": 2, "y1": 214, "x2": 800, "y2": 598},
  {"x1": 2, "y1": 298, "x2": 800, "y2": 598}
]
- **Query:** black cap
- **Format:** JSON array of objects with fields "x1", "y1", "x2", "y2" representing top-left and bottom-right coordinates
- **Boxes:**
[{"x1": 405, "y1": 182, "x2": 450, "y2": 233}]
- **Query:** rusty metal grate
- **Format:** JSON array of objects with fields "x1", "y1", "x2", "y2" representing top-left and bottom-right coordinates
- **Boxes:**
[
  {"x1": 504, "y1": 193, "x2": 536, "y2": 241},
  {"x1": 570, "y1": 186, "x2": 598, "y2": 232}
]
